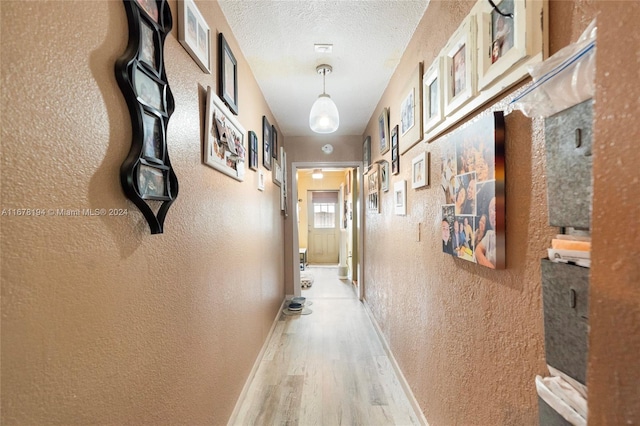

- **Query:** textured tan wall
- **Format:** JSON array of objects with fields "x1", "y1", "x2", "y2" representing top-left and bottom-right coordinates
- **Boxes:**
[
  {"x1": 361, "y1": 0, "x2": 616, "y2": 424},
  {"x1": 1, "y1": 1, "x2": 284, "y2": 424},
  {"x1": 588, "y1": 2, "x2": 640, "y2": 424}
]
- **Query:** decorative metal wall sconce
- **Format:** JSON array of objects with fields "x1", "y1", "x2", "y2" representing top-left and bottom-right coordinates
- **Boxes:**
[{"x1": 115, "y1": 0, "x2": 179, "y2": 234}]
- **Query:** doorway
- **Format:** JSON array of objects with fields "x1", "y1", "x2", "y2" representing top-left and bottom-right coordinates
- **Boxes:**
[{"x1": 291, "y1": 162, "x2": 363, "y2": 300}]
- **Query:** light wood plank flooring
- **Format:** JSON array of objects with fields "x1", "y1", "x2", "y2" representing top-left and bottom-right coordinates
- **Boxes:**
[{"x1": 232, "y1": 266, "x2": 423, "y2": 426}]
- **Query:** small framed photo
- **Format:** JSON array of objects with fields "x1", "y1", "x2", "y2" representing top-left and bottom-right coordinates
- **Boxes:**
[
  {"x1": 271, "y1": 125, "x2": 278, "y2": 160},
  {"x1": 262, "y1": 116, "x2": 272, "y2": 170},
  {"x1": 443, "y1": 15, "x2": 476, "y2": 116},
  {"x1": 141, "y1": 111, "x2": 164, "y2": 163},
  {"x1": 273, "y1": 161, "x2": 282, "y2": 187},
  {"x1": 248, "y1": 130, "x2": 258, "y2": 171},
  {"x1": 423, "y1": 57, "x2": 444, "y2": 134},
  {"x1": 380, "y1": 160, "x2": 390, "y2": 192},
  {"x1": 204, "y1": 86, "x2": 246, "y2": 181},
  {"x1": 137, "y1": 164, "x2": 168, "y2": 199},
  {"x1": 177, "y1": 0, "x2": 211, "y2": 73},
  {"x1": 477, "y1": 0, "x2": 530, "y2": 90},
  {"x1": 134, "y1": 67, "x2": 165, "y2": 112},
  {"x1": 378, "y1": 108, "x2": 390, "y2": 155},
  {"x1": 219, "y1": 33, "x2": 238, "y2": 115},
  {"x1": 139, "y1": 20, "x2": 158, "y2": 72},
  {"x1": 411, "y1": 152, "x2": 430, "y2": 189},
  {"x1": 399, "y1": 62, "x2": 423, "y2": 155},
  {"x1": 363, "y1": 136, "x2": 371, "y2": 171},
  {"x1": 367, "y1": 163, "x2": 380, "y2": 213},
  {"x1": 257, "y1": 169, "x2": 265, "y2": 191},
  {"x1": 391, "y1": 125, "x2": 400, "y2": 175},
  {"x1": 394, "y1": 180, "x2": 407, "y2": 216},
  {"x1": 135, "y1": 0, "x2": 158, "y2": 23}
]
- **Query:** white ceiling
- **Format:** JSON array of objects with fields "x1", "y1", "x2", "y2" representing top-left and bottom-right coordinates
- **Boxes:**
[{"x1": 218, "y1": 0, "x2": 429, "y2": 137}]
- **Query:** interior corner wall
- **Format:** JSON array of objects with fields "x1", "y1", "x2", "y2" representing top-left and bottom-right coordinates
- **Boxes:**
[
  {"x1": 359, "y1": 0, "x2": 631, "y2": 424},
  {"x1": 283, "y1": 135, "x2": 362, "y2": 295},
  {"x1": 0, "y1": 1, "x2": 284, "y2": 424}
]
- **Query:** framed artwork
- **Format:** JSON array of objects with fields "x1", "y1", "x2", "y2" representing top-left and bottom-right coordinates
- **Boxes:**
[
  {"x1": 423, "y1": 57, "x2": 445, "y2": 134},
  {"x1": 271, "y1": 125, "x2": 278, "y2": 160},
  {"x1": 280, "y1": 147, "x2": 287, "y2": 212},
  {"x1": 248, "y1": 130, "x2": 258, "y2": 171},
  {"x1": 411, "y1": 152, "x2": 430, "y2": 189},
  {"x1": 378, "y1": 108, "x2": 390, "y2": 155},
  {"x1": 219, "y1": 33, "x2": 238, "y2": 115},
  {"x1": 257, "y1": 169, "x2": 265, "y2": 191},
  {"x1": 443, "y1": 15, "x2": 476, "y2": 116},
  {"x1": 380, "y1": 160, "x2": 390, "y2": 192},
  {"x1": 204, "y1": 86, "x2": 246, "y2": 181},
  {"x1": 440, "y1": 111, "x2": 505, "y2": 269},
  {"x1": 477, "y1": 0, "x2": 532, "y2": 90},
  {"x1": 116, "y1": 0, "x2": 178, "y2": 234},
  {"x1": 394, "y1": 180, "x2": 407, "y2": 216},
  {"x1": 273, "y1": 160, "x2": 282, "y2": 187},
  {"x1": 262, "y1": 116, "x2": 272, "y2": 170},
  {"x1": 363, "y1": 136, "x2": 371, "y2": 171},
  {"x1": 391, "y1": 125, "x2": 400, "y2": 175},
  {"x1": 177, "y1": 0, "x2": 211, "y2": 73},
  {"x1": 399, "y1": 62, "x2": 423, "y2": 155},
  {"x1": 367, "y1": 163, "x2": 380, "y2": 213}
]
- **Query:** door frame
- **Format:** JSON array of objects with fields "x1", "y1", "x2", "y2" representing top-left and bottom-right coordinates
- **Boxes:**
[{"x1": 291, "y1": 161, "x2": 364, "y2": 300}]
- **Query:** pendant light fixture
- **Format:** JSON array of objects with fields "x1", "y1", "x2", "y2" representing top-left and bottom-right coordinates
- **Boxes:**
[{"x1": 309, "y1": 64, "x2": 339, "y2": 134}]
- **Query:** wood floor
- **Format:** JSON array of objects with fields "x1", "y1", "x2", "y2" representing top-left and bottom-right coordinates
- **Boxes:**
[{"x1": 231, "y1": 266, "x2": 423, "y2": 426}]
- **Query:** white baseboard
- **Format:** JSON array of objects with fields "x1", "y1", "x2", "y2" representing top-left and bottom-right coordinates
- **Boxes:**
[
  {"x1": 227, "y1": 296, "x2": 287, "y2": 426},
  {"x1": 362, "y1": 299, "x2": 430, "y2": 426}
]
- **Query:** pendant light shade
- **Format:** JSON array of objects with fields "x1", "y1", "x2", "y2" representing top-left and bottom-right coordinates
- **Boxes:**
[{"x1": 309, "y1": 65, "x2": 339, "y2": 134}]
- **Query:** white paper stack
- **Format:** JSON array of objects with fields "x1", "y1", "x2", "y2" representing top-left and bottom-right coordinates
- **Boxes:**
[
  {"x1": 547, "y1": 235, "x2": 591, "y2": 268},
  {"x1": 536, "y1": 366, "x2": 587, "y2": 425}
]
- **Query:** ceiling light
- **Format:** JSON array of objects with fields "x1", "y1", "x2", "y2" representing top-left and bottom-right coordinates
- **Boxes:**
[
  {"x1": 312, "y1": 169, "x2": 324, "y2": 179},
  {"x1": 309, "y1": 64, "x2": 339, "y2": 134}
]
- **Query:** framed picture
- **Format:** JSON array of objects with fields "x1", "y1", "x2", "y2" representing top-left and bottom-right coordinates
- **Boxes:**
[
  {"x1": 423, "y1": 57, "x2": 445, "y2": 134},
  {"x1": 219, "y1": 33, "x2": 238, "y2": 115},
  {"x1": 477, "y1": 0, "x2": 531, "y2": 90},
  {"x1": 367, "y1": 163, "x2": 380, "y2": 213},
  {"x1": 439, "y1": 111, "x2": 505, "y2": 269},
  {"x1": 262, "y1": 116, "x2": 272, "y2": 170},
  {"x1": 203, "y1": 86, "x2": 246, "y2": 181},
  {"x1": 257, "y1": 169, "x2": 265, "y2": 191},
  {"x1": 117, "y1": 0, "x2": 178, "y2": 234},
  {"x1": 443, "y1": 15, "x2": 476, "y2": 116},
  {"x1": 378, "y1": 108, "x2": 390, "y2": 155},
  {"x1": 273, "y1": 161, "x2": 282, "y2": 187},
  {"x1": 394, "y1": 180, "x2": 407, "y2": 216},
  {"x1": 391, "y1": 125, "x2": 400, "y2": 175},
  {"x1": 363, "y1": 136, "x2": 371, "y2": 171},
  {"x1": 248, "y1": 130, "x2": 258, "y2": 171},
  {"x1": 411, "y1": 152, "x2": 430, "y2": 189},
  {"x1": 177, "y1": 0, "x2": 211, "y2": 73},
  {"x1": 280, "y1": 147, "x2": 287, "y2": 211},
  {"x1": 399, "y1": 62, "x2": 423, "y2": 155},
  {"x1": 380, "y1": 160, "x2": 390, "y2": 192},
  {"x1": 271, "y1": 125, "x2": 278, "y2": 160}
]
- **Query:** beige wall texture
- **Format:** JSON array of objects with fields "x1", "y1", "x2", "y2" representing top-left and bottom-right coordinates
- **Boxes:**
[
  {"x1": 362, "y1": 0, "x2": 639, "y2": 425},
  {"x1": 1, "y1": 1, "x2": 285, "y2": 424}
]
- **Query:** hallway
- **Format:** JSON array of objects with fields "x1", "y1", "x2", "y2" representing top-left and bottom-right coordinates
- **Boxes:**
[{"x1": 231, "y1": 266, "x2": 423, "y2": 425}]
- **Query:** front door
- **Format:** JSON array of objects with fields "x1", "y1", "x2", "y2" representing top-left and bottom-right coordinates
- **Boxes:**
[{"x1": 307, "y1": 191, "x2": 340, "y2": 264}]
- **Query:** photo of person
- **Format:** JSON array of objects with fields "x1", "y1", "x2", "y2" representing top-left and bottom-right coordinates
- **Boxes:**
[
  {"x1": 142, "y1": 113, "x2": 162, "y2": 160},
  {"x1": 491, "y1": 0, "x2": 514, "y2": 61},
  {"x1": 475, "y1": 196, "x2": 497, "y2": 268},
  {"x1": 452, "y1": 44, "x2": 466, "y2": 97},
  {"x1": 429, "y1": 78, "x2": 439, "y2": 118},
  {"x1": 454, "y1": 172, "x2": 476, "y2": 216},
  {"x1": 140, "y1": 22, "x2": 156, "y2": 69},
  {"x1": 442, "y1": 205, "x2": 455, "y2": 256},
  {"x1": 401, "y1": 90, "x2": 414, "y2": 135}
]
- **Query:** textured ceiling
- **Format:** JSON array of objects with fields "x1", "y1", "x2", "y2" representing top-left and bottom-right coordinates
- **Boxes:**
[{"x1": 218, "y1": 0, "x2": 429, "y2": 137}]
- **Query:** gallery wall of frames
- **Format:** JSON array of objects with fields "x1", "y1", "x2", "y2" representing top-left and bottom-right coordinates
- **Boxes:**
[{"x1": 363, "y1": 0, "x2": 548, "y2": 269}]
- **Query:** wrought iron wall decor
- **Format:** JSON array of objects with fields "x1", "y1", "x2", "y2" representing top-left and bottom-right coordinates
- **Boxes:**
[{"x1": 115, "y1": 0, "x2": 178, "y2": 234}]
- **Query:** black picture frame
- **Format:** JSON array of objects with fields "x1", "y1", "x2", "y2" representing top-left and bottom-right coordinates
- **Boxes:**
[
  {"x1": 363, "y1": 136, "x2": 371, "y2": 172},
  {"x1": 248, "y1": 130, "x2": 258, "y2": 171},
  {"x1": 262, "y1": 116, "x2": 272, "y2": 170},
  {"x1": 271, "y1": 125, "x2": 278, "y2": 160},
  {"x1": 115, "y1": 0, "x2": 179, "y2": 234},
  {"x1": 219, "y1": 33, "x2": 238, "y2": 115},
  {"x1": 391, "y1": 125, "x2": 400, "y2": 175}
]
